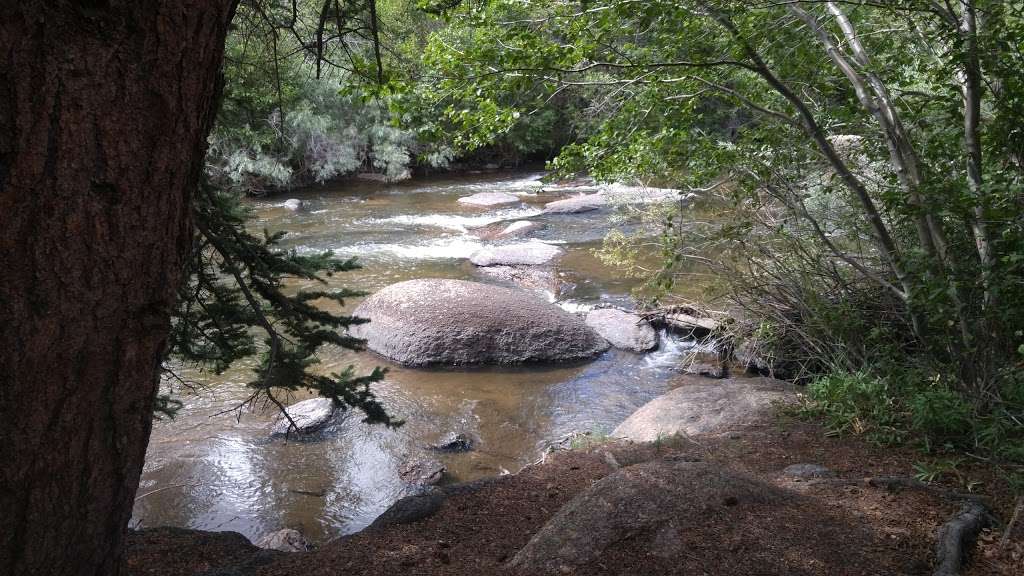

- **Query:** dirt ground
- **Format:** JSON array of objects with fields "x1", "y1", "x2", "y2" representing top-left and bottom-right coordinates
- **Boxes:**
[{"x1": 125, "y1": 418, "x2": 1022, "y2": 576}]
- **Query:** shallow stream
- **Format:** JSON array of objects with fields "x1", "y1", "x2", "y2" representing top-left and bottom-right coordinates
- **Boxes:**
[{"x1": 132, "y1": 171, "x2": 710, "y2": 543}]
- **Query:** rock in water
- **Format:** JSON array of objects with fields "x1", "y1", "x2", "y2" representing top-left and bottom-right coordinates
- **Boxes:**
[
  {"x1": 470, "y1": 220, "x2": 543, "y2": 241},
  {"x1": 282, "y1": 198, "x2": 304, "y2": 211},
  {"x1": 254, "y1": 528, "x2": 312, "y2": 552},
  {"x1": 542, "y1": 193, "x2": 607, "y2": 214},
  {"x1": 429, "y1": 432, "x2": 474, "y2": 453},
  {"x1": 469, "y1": 241, "x2": 563, "y2": 266},
  {"x1": 495, "y1": 220, "x2": 541, "y2": 239},
  {"x1": 270, "y1": 397, "x2": 336, "y2": 436},
  {"x1": 508, "y1": 461, "x2": 788, "y2": 573},
  {"x1": 456, "y1": 191, "x2": 520, "y2": 207},
  {"x1": 585, "y1": 308, "x2": 658, "y2": 352},
  {"x1": 350, "y1": 279, "x2": 609, "y2": 366},
  {"x1": 611, "y1": 376, "x2": 796, "y2": 441}
]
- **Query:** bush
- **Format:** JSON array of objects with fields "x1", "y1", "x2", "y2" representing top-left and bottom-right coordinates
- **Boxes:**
[
  {"x1": 806, "y1": 372, "x2": 904, "y2": 444},
  {"x1": 909, "y1": 385, "x2": 973, "y2": 444},
  {"x1": 805, "y1": 368, "x2": 1024, "y2": 466}
]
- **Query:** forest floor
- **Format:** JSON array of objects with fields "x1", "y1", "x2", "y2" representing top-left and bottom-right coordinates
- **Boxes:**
[{"x1": 126, "y1": 414, "x2": 1022, "y2": 576}]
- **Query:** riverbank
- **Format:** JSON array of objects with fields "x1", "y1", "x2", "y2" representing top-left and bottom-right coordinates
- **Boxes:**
[{"x1": 126, "y1": 374, "x2": 1021, "y2": 576}]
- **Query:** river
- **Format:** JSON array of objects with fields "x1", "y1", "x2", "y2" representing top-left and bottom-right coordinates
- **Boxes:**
[{"x1": 131, "y1": 171, "x2": 711, "y2": 543}]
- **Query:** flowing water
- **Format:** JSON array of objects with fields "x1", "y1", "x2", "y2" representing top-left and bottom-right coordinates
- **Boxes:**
[{"x1": 132, "y1": 171, "x2": 712, "y2": 543}]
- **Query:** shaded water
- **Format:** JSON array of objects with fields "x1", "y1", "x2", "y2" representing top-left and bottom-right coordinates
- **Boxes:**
[{"x1": 133, "y1": 171, "x2": 710, "y2": 543}]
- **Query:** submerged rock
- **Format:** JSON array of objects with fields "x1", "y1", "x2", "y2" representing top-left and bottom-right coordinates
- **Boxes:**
[
  {"x1": 429, "y1": 432, "x2": 474, "y2": 453},
  {"x1": 469, "y1": 241, "x2": 563, "y2": 266},
  {"x1": 508, "y1": 460, "x2": 789, "y2": 573},
  {"x1": 585, "y1": 308, "x2": 658, "y2": 352},
  {"x1": 254, "y1": 528, "x2": 312, "y2": 552},
  {"x1": 611, "y1": 376, "x2": 797, "y2": 441},
  {"x1": 270, "y1": 397, "x2": 336, "y2": 436},
  {"x1": 456, "y1": 191, "x2": 520, "y2": 207},
  {"x1": 282, "y1": 198, "x2": 304, "y2": 211},
  {"x1": 350, "y1": 279, "x2": 609, "y2": 366},
  {"x1": 542, "y1": 193, "x2": 607, "y2": 214}
]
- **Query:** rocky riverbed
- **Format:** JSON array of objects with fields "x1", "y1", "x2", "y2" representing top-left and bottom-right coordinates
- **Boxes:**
[{"x1": 133, "y1": 171, "x2": 717, "y2": 542}]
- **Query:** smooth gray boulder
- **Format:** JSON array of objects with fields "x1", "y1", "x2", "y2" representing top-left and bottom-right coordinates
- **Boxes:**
[
  {"x1": 350, "y1": 279, "x2": 609, "y2": 366},
  {"x1": 254, "y1": 528, "x2": 312, "y2": 552},
  {"x1": 469, "y1": 241, "x2": 563, "y2": 266},
  {"x1": 585, "y1": 308, "x2": 658, "y2": 352},
  {"x1": 457, "y1": 191, "x2": 521, "y2": 207},
  {"x1": 611, "y1": 376, "x2": 797, "y2": 441},
  {"x1": 508, "y1": 460, "x2": 788, "y2": 573},
  {"x1": 542, "y1": 193, "x2": 607, "y2": 214},
  {"x1": 271, "y1": 397, "x2": 336, "y2": 436},
  {"x1": 282, "y1": 198, "x2": 304, "y2": 211}
]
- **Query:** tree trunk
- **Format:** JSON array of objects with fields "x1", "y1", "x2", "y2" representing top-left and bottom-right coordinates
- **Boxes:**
[{"x1": 0, "y1": 2, "x2": 235, "y2": 575}]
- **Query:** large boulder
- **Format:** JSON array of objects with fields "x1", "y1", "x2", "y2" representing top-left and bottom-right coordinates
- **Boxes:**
[
  {"x1": 351, "y1": 279, "x2": 610, "y2": 366},
  {"x1": 456, "y1": 191, "x2": 520, "y2": 207},
  {"x1": 270, "y1": 397, "x2": 336, "y2": 436},
  {"x1": 469, "y1": 241, "x2": 563, "y2": 266},
  {"x1": 542, "y1": 193, "x2": 607, "y2": 214},
  {"x1": 585, "y1": 308, "x2": 658, "y2": 353},
  {"x1": 254, "y1": 528, "x2": 312, "y2": 552},
  {"x1": 611, "y1": 376, "x2": 797, "y2": 441},
  {"x1": 508, "y1": 460, "x2": 790, "y2": 574}
]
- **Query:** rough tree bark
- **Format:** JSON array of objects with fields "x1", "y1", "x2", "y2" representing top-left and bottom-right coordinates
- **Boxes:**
[{"x1": 0, "y1": 2, "x2": 236, "y2": 575}]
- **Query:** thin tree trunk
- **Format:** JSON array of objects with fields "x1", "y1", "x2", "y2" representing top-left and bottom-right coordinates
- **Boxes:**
[
  {"x1": 713, "y1": 16, "x2": 908, "y2": 285},
  {"x1": 792, "y1": 2, "x2": 981, "y2": 353},
  {"x1": 795, "y1": 3, "x2": 944, "y2": 262},
  {"x1": 958, "y1": 0, "x2": 996, "y2": 303},
  {"x1": 0, "y1": 2, "x2": 236, "y2": 575}
]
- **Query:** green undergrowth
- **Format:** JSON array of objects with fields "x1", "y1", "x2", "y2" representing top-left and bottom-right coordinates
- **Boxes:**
[{"x1": 797, "y1": 368, "x2": 1024, "y2": 493}]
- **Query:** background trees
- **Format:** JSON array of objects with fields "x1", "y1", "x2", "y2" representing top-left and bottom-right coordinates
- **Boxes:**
[{"x1": 418, "y1": 0, "x2": 1024, "y2": 470}]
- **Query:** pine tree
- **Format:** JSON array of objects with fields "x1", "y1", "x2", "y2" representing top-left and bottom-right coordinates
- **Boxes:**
[{"x1": 165, "y1": 181, "x2": 399, "y2": 431}]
